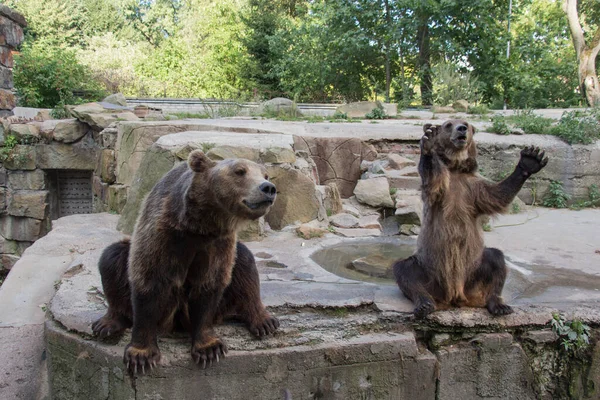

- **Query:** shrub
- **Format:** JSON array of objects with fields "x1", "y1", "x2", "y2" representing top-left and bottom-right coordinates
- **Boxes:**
[
  {"x1": 432, "y1": 62, "x2": 481, "y2": 106},
  {"x1": 332, "y1": 111, "x2": 348, "y2": 120},
  {"x1": 511, "y1": 110, "x2": 553, "y2": 134},
  {"x1": 490, "y1": 115, "x2": 511, "y2": 135},
  {"x1": 13, "y1": 44, "x2": 105, "y2": 108},
  {"x1": 365, "y1": 106, "x2": 386, "y2": 120},
  {"x1": 549, "y1": 109, "x2": 600, "y2": 145},
  {"x1": 542, "y1": 180, "x2": 570, "y2": 208},
  {"x1": 467, "y1": 104, "x2": 490, "y2": 115}
]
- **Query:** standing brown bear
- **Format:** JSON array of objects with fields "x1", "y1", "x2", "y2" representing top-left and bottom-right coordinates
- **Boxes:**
[
  {"x1": 92, "y1": 150, "x2": 279, "y2": 373},
  {"x1": 393, "y1": 120, "x2": 548, "y2": 318}
]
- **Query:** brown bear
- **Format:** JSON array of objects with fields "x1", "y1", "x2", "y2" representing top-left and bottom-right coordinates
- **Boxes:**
[
  {"x1": 393, "y1": 119, "x2": 548, "y2": 318},
  {"x1": 92, "y1": 150, "x2": 279, "y2": 373}
]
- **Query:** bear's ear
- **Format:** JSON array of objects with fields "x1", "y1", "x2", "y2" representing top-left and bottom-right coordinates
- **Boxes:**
[{"x1": 188, "y1": 150, "x2": 215, "y2": 173}]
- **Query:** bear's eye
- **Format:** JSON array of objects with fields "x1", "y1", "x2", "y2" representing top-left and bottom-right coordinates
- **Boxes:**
[
  {"x1": 264, "y1": 174, "x2": 269, "y2": 180},
  {"x1": 235, "y1": 168, "x2": 246, "y2": 176}
]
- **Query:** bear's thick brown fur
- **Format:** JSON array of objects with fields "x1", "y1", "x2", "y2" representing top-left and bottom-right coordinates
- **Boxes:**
[
  {"x1": 92, "y1": 150, "x2": 279, "y2": 373},
  {"x1": 393, "y1": 119, "x2": 548, "y2": 318}
]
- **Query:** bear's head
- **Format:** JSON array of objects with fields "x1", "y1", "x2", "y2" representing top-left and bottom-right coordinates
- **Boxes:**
[
  {"x1": 423, "y1": 119, "x2": 478, "y2": 172},
  {"x1": 428, "y1": 119, "x2": 475, "y2": 151},
  {"x1": 187, "y1": 150, "x2": 276, "y2": 220}
]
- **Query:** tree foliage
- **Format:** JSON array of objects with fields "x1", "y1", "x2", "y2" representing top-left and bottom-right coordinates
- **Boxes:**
[{"x1": 4, "y1": 0, "x2": 595, "y2": 108}]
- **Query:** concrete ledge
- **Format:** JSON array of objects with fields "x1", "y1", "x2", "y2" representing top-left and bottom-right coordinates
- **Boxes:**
[{"x1": 46, "y1": 319, "x2": 437, "y2": 400}]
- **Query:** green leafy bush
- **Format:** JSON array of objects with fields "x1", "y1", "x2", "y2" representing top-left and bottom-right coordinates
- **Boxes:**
[
  {"x1": 365, "y1": 106, "x2": 386, "y2": 120},
  {"x1": 432, "y1": 62, "x2": 481, "y2": 106},
  {"x1": 511, "y1": 110, "x2": 554, "y2": 134},
  {"x1": 467, "y1": 104, "x2": 490, "y2": 115},
  {"x1": 490, "y1": 115, "x2": 511, "y2": 135},
  {"x1": 543, "y1": 180, "x2": 570, "y2": 208},
  {"x1": 551, "y1": 313, "x2": 591, "y2": 356},
  {"x1": 13, "y1": 44, "x2": 105, "y2": 108},
  {"x1": 332, "y1": 111, "x2": 348, "y2": 120},
  {"x1": 549, "y1": 109, "x2": 600, "y2": 145}
]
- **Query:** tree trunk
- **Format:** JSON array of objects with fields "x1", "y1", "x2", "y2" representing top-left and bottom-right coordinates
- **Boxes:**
[
  {"x1": 384, "y1": 0, "x2": 392, "y2": 103},
  {"x1": 563, "y1": 0, "x2": 600, "y2": 107},
  {"x1": 580, "y1": 48, "x2": 600, "y2": 107},
  {"x1": 417, "y1": 13, "x2": 432, "y2": 106}
]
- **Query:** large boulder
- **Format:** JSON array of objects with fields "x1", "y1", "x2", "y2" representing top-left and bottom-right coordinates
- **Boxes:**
[
  {"x1": 265, "y1": 166, "x2": 322, "y2": 230},
  {"x1": 257, "y1": 97, "x2": 301, "y2": 117},
  {"x1": 68, "y1": 102, "x2": 139, "y2": 130},
  {"x1": 8, "y1": 123, "x2": 40, "y2": 142},
  {"x1": 293, "y1": 136, "x2": 377, "y2": 197},
  {"x1": 353, "y1": 177, "x2": 394, "y2": 208},
  {"x1": 53, "y1": 119, "x2": 88, "y2": 143},
  {"x1": 102, "y1": 93, "x2": 127, "y2": 107}
]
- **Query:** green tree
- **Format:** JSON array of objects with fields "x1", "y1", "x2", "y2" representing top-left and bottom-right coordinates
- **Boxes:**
[
  {"x1": 13, "y1": 44, "x2": 104, "y2": 107},
  {"x1": 563, "y1": 0, "x2": 600, "y2": 106}
]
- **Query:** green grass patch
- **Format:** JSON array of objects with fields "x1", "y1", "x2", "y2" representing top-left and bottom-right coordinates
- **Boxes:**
[
  {"x1": 173, "y1": 112, "x2": 211, "y2": 119},
  {"x1": 489, "y1": 108, "x2": 600, "y2": 144}
]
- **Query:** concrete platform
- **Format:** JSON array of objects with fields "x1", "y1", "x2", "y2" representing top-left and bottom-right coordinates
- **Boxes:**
[{"x1": 2, "y1": 209, "x2": 600, "y2": 399}]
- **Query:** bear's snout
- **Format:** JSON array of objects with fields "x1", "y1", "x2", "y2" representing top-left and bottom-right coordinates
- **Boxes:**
[{"x1": 259, "y1": 181, "x2": 277, "y2": 200}]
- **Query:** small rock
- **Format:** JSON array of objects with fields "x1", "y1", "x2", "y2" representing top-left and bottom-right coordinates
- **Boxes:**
[
  {"x1": 395, "y1": 166, "x2": 419, "y2": 177},
  {"x1": 431, "y1": 333, "x2": 452, "y2": 349},
  {"x1": 360, "y1": 160, "x2": 373, "y2": 172},
  {"x1": 358, "y1": 214, "x2": 381, "y2": 230},
  {"x1": 349, "y1": 254, "x2": 394, "y2": 279},
  {"x1": 395, "y1": 207, "x2": 422, "y2": 225},
  {"x1": 341, "y1": 203, "x2": 361, "y2": 218},
  {"x1": 333, "y1": 227, "x2": 381, "y2": 238},
  {"x1": 296, "y1": 223, "x2": 327, "y2": 239},
  {"x1": 370, "y1": 160, "x2": 387, "y2": 175},
  {"x1": 387, "y1": 154, "x2": 416, "y2": 170},
  {"x1": 254, "y1": 252, "x2": 273, "y2": 259},
  {"x1": 353, "y1": 177, "x2": 394, "y2": 208},
  {"x1": 317, "y1": 184, "x2": 343, "y2": 217},
  {"x1": 399, "y1": 224, "x2": 420, "y2": 236},
  {"x1": 330, "y1": 213, "x2": 360, "y2": 228},
  {"x1": 511, "y1": 128, "x2": 525, "y2": 135}
]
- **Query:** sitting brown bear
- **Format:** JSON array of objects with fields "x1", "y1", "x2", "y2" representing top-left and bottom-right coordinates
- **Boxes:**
[
  {"x1": 393, "y1": 120, "x2": 548, "y2": 318},
  {"x1": 92, "y1": 150, "x2": 279, "y2": 373}
]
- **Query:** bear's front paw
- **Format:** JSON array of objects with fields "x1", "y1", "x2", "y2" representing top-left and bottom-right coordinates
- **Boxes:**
[
  {"x1": 248, "y1": 314, "x2": 280, "y2": 337},
  {"x1": 414, "y1": 297, "x2": 435, "y2": 319},
  {"x1": 92, "y1": 314, "x2": 128, "y2": 339},
  {"x1": 420, "y1": 124, "x2": 439, "y2": 154},
  {"x1": 191, "y1": 337, "x2": 228, "y2": 369},
  {"x1": 518, "y1": 146, "x2": 548, "y2": 176},
  {"x1": 123, "y1": 343, "x2": 161, "y2": 375}
]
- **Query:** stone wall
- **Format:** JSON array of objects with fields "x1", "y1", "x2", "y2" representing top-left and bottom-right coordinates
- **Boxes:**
[
  {"x1": 0, "y1": 114, "x2": 105, "y2": 270},
  {"x1": 0, "y1": 5, "x2": 26, "y2": 117}
]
